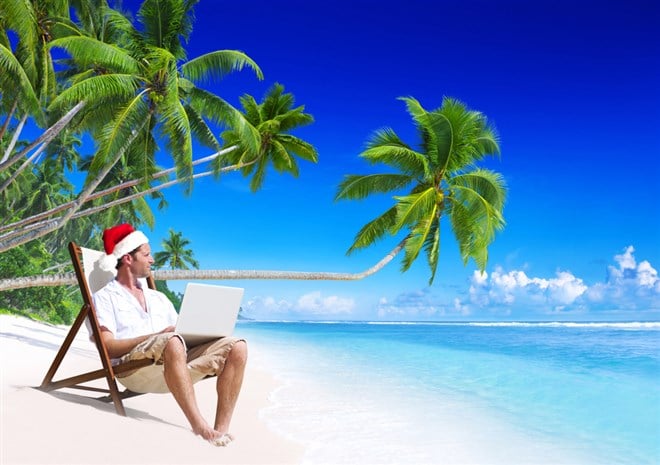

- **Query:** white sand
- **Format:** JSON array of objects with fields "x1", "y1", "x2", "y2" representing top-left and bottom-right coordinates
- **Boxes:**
[{"x1": 0, "y1": 314, "x2": 304, "y2": 465}]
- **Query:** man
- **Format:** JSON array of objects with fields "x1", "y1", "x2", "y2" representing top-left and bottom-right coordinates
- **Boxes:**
[{"x1": 92, "y1": 223, "x2": 247, "y2": 447}]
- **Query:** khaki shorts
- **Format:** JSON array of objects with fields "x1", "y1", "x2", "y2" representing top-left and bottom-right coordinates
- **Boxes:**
[{"x1": 116, "y1": 332, "x2": 244, "y2": 394}]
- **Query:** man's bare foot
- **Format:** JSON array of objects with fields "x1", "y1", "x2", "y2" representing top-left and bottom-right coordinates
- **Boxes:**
[
  {"x1": 208, "y1": 432, "x2": 234, "y2": 447},
  {"x1": 192, "y1": 422, "x2": 219, "y2": 441}
]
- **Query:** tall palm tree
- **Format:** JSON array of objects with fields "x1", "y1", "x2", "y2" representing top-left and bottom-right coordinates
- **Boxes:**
[
  {"x1": 220, "y1": 83, "x2": 318, "y2": 191},
  {"x1": 335, "y1": 96, "x2": 507, "y2": 284},
  {"x1": 0, "y1": 0, "x2": 265, "y2": 252},
  {"x1": 153, "y1": 229, "x2": 199, "y2": 270},
  {"x1": 48, "y1": 0, "x2": 263, "y2": 190}
]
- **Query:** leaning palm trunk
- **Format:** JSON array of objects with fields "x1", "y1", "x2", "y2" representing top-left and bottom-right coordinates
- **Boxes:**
[
  {"x1": 0, "y1": 102, "x2": 85, "y2": 173},
  {"x1": 0, "y1": 240, "x2": 405, "y2": 292},
  {"x1": 0, "y1": 114, "x2": 146, "y2": 253},
  {"x1": 0, "y1": 145, "x2": 243, "y2": 236}
]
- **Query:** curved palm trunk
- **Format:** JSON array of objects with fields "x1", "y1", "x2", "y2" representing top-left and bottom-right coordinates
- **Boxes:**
[
  {"x1": 0, "y1": 112, "x2": 145, "y2": 253},
  {"x1": 0, "y1": 240, "x2": 406, "y2": 292},
  {"x1": 0, "y1": 145, "x2": 250, "y2": 236},
  {"x1": 1, "y1": 114, "x2": 28, "y2": 165},
  {"x1": 0, "y1": 101, "x2": 85, "y2": 173}
]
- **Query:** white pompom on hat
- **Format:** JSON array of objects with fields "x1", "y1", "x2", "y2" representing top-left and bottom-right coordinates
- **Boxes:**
[{"x1": 98, "y1": 223, "x2": 149, "y2": 271}]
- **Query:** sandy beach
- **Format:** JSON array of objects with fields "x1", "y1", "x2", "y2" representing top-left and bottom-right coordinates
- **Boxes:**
[{"x1": 0, "y1": 314, "x2": 303, "y2": 465}]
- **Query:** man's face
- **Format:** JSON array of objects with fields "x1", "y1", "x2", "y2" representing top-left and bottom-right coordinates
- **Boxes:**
[{"x1": 128, "y1": 243, "x2": 154, "y2": 278}]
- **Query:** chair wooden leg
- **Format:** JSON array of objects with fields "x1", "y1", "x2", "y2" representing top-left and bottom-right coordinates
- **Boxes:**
[
  {"x1": 39, "y1": 305, "x2": 89, "y2": 390},
  {"x1": 39, "y1": 303, "x2": 127, "y2": 416}
]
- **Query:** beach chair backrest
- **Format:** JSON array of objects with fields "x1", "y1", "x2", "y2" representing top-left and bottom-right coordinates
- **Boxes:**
[{"x1": 80, "y1": 246, "x2": 116, "y2": 294}]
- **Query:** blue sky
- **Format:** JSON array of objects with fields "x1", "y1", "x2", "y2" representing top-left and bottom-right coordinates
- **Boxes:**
[{"x1": 123, "y1": 0, "x2": 658, "y2": 321}]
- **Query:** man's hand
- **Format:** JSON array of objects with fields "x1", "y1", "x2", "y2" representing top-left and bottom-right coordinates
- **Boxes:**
[{"x1": 101, "y1": 325, "x2": 175, "y2": 359}]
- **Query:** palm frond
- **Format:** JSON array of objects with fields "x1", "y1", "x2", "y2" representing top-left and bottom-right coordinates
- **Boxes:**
[
  {"x1": 138, "y1": 0, "x2": 190, "y2": 59},
  {"x1": 270, "y1": 140, "x2": 298, "y2": 175},
  {"x1": 184, "y1": 103, "x2": 220, "y2": 151},
  {"x1": 448, "y1": 170, "x2": 506, "y2": 271},
  {"x1": 48, "y1": 73, "x2": 141, "y2": 115},
  {"x1": 273, "y1": 106, "x2": 313, "y2": 132},
  {"x1": 0, "y1": 43, "x2": 42, "y2": 119},
  {"x1": 49, "y1": 36, "x2": 140, "y2": 74},
  {"x1": 423, "y1": 220, "x2": 441, "y2": 284},
  {"x1": 0, "y1": 0, "x2": 38, "y2": 83},
  {"x1": 88, "y1": 90, "x2": 150, "y2": 177},
  {"x1": 361, "y1": 128, "x2": 428, "y2": 176},
  {"x1": 261, "y1": 83, "x2": 291, "y2": 119},
  {"x1": 189, "y1": 87, "x2": 260, "y2": 154},
  {"x1": 249, "y1": 156, "x2": 268, "y2": 192},
  {"x1": 398, "y1": 97, "x2": 453, "y2": 170},
  {"x1": 335, "y1": 173, "x2": 413, "y2": 201},
  {"x1": 347, "y1": 206, "x2": 398, "y2": 254},
  {"x1": 160, "y1": 70, "x2": 193, "y2": 190},
  {"x1": 182, "y1": 50, "x2": 263, "y2": 82},
  {"x1": 451, "y1": 169, "x2": 507, "y2": 211},
  {"x1": 400, "y1": 204, "x2": 437, "y2": 273},
  {"x1": 277, "y1": 134, "x2": 318, "y2": 163},
  {"x1": 392, "y1": 187, "x2": 437, "y2": 232}
]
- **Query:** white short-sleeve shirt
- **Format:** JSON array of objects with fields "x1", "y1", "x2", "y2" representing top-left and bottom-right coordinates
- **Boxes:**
[{"x1": 92, "y1": 279, "x2": 178, "y2": 340}]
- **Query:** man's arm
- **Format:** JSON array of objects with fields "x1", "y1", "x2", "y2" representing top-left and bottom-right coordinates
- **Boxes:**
[{"x1": 99, "y1": 325, "x2": 175, "y2": 359}]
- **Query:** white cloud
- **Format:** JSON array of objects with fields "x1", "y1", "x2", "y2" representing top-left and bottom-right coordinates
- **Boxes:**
[
  {"x1": 468, "y1": 267, "x2": 588, "y2": 312},
  {"x1": 376, "y1": 288, "x2": 470, "y2": 320},
  {"x1": 461, "y1": 245, "x2": 659, "y2": 317},
  {"x1": 244, "y1": 291, "x2": 355, "y2": 319},
  {"x1": 295, "y1": 291, "x2": 355, "y2": 315}
]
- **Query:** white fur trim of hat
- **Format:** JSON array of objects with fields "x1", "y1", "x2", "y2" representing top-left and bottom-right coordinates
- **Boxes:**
[{"x1": 98, "y1": 229, "x2": 149, "y2": 271}]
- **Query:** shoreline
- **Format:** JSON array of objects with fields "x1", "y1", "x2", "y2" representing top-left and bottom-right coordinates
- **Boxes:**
[{"x1": 0, "y1": 314, "x2": 304, "y2": 465}]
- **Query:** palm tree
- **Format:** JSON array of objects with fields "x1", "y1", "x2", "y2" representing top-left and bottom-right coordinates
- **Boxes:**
[
  {"x1": 335, "y1": 96, "x2": 507, "y2": 284},
  {"x1": 153, "y1": 229, "x2": 199, "y2": 270},
  {"x1": 220, "y1": 83, "x2": 318, "y2": 191},
  {"x1": 0, "y1": 97, "x2": 506, "y2": 292},
  {"x1": 0, "y1": 0, "x2": 265, "y2": 252}
]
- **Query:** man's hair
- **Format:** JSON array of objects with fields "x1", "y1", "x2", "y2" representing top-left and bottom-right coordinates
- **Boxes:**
[{"x1": 115, "y1": 246, "x2": 142, "y2": 270}]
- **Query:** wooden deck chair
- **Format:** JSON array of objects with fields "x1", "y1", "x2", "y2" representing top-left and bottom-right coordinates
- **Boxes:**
[{"x1": 39, "y1": 241, "x2": 157, "y2": 416}]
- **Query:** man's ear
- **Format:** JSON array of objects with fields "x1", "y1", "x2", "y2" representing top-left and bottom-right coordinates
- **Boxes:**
[{"x1": 119, "y1": 253, "x2": 132, "y2": 266}]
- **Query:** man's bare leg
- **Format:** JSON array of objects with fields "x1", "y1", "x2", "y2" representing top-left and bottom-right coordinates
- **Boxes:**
[
  {"x1": 162, "y1": 337, "x2": 218, "y2": 440},
  {"x1": 214, "y1": 341, "x2": 248, "y2": 435}
]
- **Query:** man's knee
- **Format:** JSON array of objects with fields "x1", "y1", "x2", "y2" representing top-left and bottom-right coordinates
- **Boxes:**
[
  {"x1": 163, "y1": 335, "x2": 186, "y2": 363},
  {"x1": 228, "y1": 340, "x2": 247, "y2": 367}
]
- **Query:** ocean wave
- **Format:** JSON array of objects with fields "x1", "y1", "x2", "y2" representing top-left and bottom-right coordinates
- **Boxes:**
[
  {"x1": 240, "y1": 319, "x2": 660, "y2": 329},
  {"x1": 465, "y1": 321, "x2": 660, "y2": 329}
]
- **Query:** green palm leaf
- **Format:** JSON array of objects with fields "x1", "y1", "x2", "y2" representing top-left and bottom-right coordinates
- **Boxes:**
[
  {"x1": 361, "y1": 128, "x2": 428, "y2": 176},
  {"x1": 184, "y1": 104, "x2": 220, "y2": 151},
  {"x1": 399, "y1": 96, "x2": 453, "y2": 169},
  {"x1": 335, "y1": 173, "x2": 413, "y2": 201},
  {"x1": 48, "y1": 74, "x2": 141, "y2": 115},
  {"x1": 89, "y1": 91, "x2": 150, "y2": 176},
  {"x1": 49, "y1": 36, "x2": 140, "y2": 74},
  {"x1": 393, "y1": 187, "x2": 437, "y2": 232},
  {"x1": 0, "y1": 43, "x2": 42, "y2": 119},
  {"x1": 348, "y1": 206, "x2": 398, "y2": 254},
  {"x1": 189, "y1": 87, "x2": 260, "y2": 156},
  {"x1": 277, "y1": 135, "x2": 318, "y2": 163},
  {"x1": 400, "y1": 204, "x2": 437, "y2": 273},
  {"x1": 139, "y1": 0, "x2": 190, "y2": 59},
  {"x1": 423, "y1": 220, "x2": 441, "y2": 284},
  {"x1": 182, "y1": 50, "x2": 263, "y2": 82}
]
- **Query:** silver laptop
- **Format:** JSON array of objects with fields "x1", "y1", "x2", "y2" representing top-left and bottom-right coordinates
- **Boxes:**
[{"x1": 175, "y1": 283, "x2": 244, "y2": 346}]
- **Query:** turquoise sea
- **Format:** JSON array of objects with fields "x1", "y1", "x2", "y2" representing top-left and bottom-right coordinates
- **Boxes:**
[{"x1": 236, "y1": 321, "x2": 660, "y2": 465}]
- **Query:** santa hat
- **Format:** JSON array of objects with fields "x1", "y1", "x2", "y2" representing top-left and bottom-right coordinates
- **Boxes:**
[{"x1": 98, "y1": 223, "x2": 149, "y2": 271}]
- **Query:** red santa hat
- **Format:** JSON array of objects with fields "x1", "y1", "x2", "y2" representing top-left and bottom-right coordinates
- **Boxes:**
[{"x1": 98, "y1": 223, "x2": 149, "y2": 271}]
